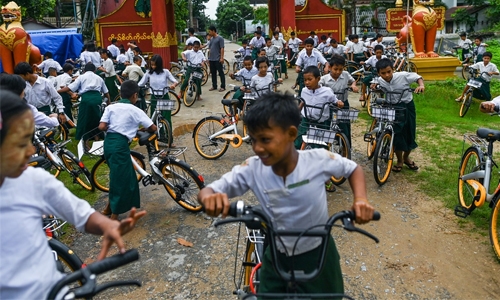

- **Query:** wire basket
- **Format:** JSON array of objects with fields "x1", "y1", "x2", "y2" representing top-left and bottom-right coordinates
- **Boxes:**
[
  {"x1": 301, "y1": 124, "x2": 336, "y2": 144},
  {"x1": 156, "y1": 99, "x2": 176, "y2": 111},
  {"x1": 371, "y1": 106, "x2": 405, "y2": 122},
  {"x1": 78, "y1": 127, "x2": 105, "y2": 158},
  {"x1": 335, "y1": 108, "x2": 359, "y2": 123},
  {"x1": 276, "y1": 54, "x2": 285, "y2": 60}
]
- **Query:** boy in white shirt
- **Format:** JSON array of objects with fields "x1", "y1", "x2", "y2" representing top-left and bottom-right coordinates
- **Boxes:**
[
  {"x1": 55, "y1": 64, "x2": 75, "y2": 121},
  {"x1": 249, "y1": 31, "x2": 266, "y2": 60},
  {"x1": 457, "y1": 32, "x2": 472, "y2": 63},
  {"x1": 327, "y1": 39, "x2": 346, "y2": 58},
  {"x1": 179, "y1": 41, "x2": 206, "y2": 100},
  {"x1": 287, "y1": 31, "x2": 302, "y2": 66},
  {"x1": 234, "y1": 40, "x2": 251, "y2": 58},
  {"x1": 229, "y1": 56, "x2": 258, "y2": 109},
  {"x1": 35, "y1": 52, "x2": 62, "y2": 77},
  {"x1": 251, "y1": 57, "x2": 282, "y2": 96},
  {"x1": 456, "y1": 52, "x2": 499, "y2": 102},
  {"x1": 360, "y1": 45, "x2": 387, "y2": 103},
  {"x1": 347, "y1": 35, "x2": 365, "y2": 63},
  {"x1": 272, "y1": 31, "x2": 288, "y2": 79},
  {"x1": 308, "y1": 31, "x2": 319, "y2": 47}
]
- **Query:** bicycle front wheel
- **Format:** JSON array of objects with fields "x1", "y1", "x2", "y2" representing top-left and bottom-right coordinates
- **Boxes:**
[
  {"x1": 60, "y1": 150, "x2": 94, "y2": 191},
  {"x1": 404, "y1": 61, "x2": 418, "y2": 73},
  {"x1": 223, "y1": 59, "x2": 230, "y2": 75},
  {"x1": 458, "y1": 146, "x2": 484, "y2": 209},
  {"x1": 366, "y1": 119, "x2": 378, "y2": 159},
  {"x1": 462, "y1": 65, "x2": 470, "y2": 80},
  {"x1": 193, "y1": 117, "x2": 230, "y2": 159},
  {"x1": 459, "y1": 91, "x2": 473, "y2": 117},
  {"x1": 48, "y1": 238, "x2": 84, "y2": 287},
  {"x1": 160, "y1": 158, "x2": 204, "y2": 212},
  {"x1": 373, "y1": 132, "x2": 394, "y2": 185},
  {"x1": 90, "y1": 151, "x2": 146, "y2": 192},
  {"x1": 201, "y1": 68, "x2": 208, "y2": 86},
  {"x1": 183, "y1": 82, "x2": 199, "y2": 107},
  {"x1": 157, "y1": 118, "x2": 173, "y2": 148},
  {"x1": 167, "y1": 91, "x2": 181, "y2": 116},
  {"x1": 329, "y1": 132, "x2": 351, "y2": 185},
  {"x1": 490, "y1": 194, "x2": 500, "y2": 261},
  {"x1": 233, "y1": 62, "x2": 240, "y2": 74}
]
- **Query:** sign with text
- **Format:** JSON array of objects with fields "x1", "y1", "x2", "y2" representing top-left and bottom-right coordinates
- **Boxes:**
[{"x1": 386, "y1": 7, "x2": 445, "y2": 33}]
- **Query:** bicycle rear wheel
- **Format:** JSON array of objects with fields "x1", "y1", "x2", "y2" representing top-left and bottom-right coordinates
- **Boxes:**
[
  {"x1": 366, "y1": 119, "x2": 378, "y2": 159},
  {"x1": 167, "y1": 91, "x2": 182, "y2": 116},
  {"x1": 193, "y1": 116, "x2": 230, "y2": 159},
  {"x1": 329, "y1": 132, "x2": 351, "y2": 185},
  {"x1": 222, "y1": 90, "x2": 236, "y2": 116},
  {"x1": 90, "y1": 151, "x2": 146, "y2": 192},
  {"x1": 60, "y1": 150, "x2": 94, "y2": 191},
  {"x1": 458, "y1": 146, "x2": 484, "y2": 209},
  {"x1": 462, "y1": 65, "x2": 470, "y2": 80},
  {"x1": 157, "y1": 118, "x2": 173, "y2": 148},
  {"x1": 223, "y1": 59, "x2": 230, "y2": 75},
  {"x1": 346, "y1": 62, "x2": 362, "y2": 83},
  {"x1": 459, "y1": 91, "x2": 473, "y2": 117},
  {"x1": 490, "y1": 194, "x2": 500, "y2": 261},
  {"x1": 373, "y1": 132, "x2": 394, "y2": 185},
  {"x1": 183, "y1": 82, "x2": 199, "y2": 107},
  {"x1": 160, "y1": 158, "x2": 204, "y2": 212},
  {"x1": 404, "y1": 61, "x2": 418, "y2": 73}
]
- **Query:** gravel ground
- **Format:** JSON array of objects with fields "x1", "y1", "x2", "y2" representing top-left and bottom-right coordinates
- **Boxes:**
[{"x1": 68, "y1": 41, "x2": 500, "y2": 300}]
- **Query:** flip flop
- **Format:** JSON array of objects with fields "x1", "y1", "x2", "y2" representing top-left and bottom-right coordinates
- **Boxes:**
[
  {"x1": 325, "y1": 180, "x2": 336, "y2": 192},
  {"x1": 392, "y1": 165, "x2": 402, "y2": 172},
  {"x1": 209, "y1": 87, "x2": 217, "y2": 91},
  {"x1": 219, "y1": 88, "x2": 226, "y2": 92},
  {"x1": 404, "y1": 161, "x2": 419, "y2": 171}
]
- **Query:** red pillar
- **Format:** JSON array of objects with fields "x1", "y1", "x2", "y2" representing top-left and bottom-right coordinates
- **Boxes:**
[
  {"x1": 150, "y1": 0, "x2": 177, "y2": 69},
  {"x1": 268, "y1": 0, "x2": 276, "y2": 36},
  {"x1": 277, "y1": 0, "x2": 297, "y2": 42}
]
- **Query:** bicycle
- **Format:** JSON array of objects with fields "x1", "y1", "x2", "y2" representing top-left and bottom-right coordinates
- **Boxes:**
[
  {"x1": 181, "y1": 62, "x2": 204, "y2": 107},
  {"x1": 33, "y1": 127, "x2": 94, "y2": 191},
  {"x1": 47, "y1": 249, "x2": 141, "y2": 300},
  {"x1": 363, "y1": 89, "x2": 413, "y2": 185},
  {"x1": 222, "y1": 75, "x2": 253, "y2": 117},
  {"x1": 233, "y1": 52, "x2": 244, "y2": 73},
  {"x1": 214, "y1": 201, "x2": 380, "y2": 299},
  {"x1": 48, "y1": 237, "x2": 86, "y2": 288},
  {"x1": 456, "y1": 127, "x2": 500, "y2": 261},
  {"x1": 193, "y1": 82, "x2": 281, "y2": 160},
  {"x1": 90, "y1": 130, "x2": 205, "y2": 212},
  {"x1": 459, "y1": 70, "x2": 490, "y2": 117},
  {"x1": 171, "y1": 60, "x2": 209, "y2": 87},
  {"x1": 393, "y1": 51, "x2": 417, "y2": 73}
]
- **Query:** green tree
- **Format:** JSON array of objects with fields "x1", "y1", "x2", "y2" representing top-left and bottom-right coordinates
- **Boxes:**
[
  {"x1": 452, "y1": 8, "x2": 476, "y2": 32},
  {"x1": 174, "y1": 0, "x2": 189, "y2": 32},
  {"x1": 252, "y1": 6, "x2": 268, "y2": 25},
  {"x1": 0, "y1": 0, "x2": 56, "y2": 20},
  {"x1": 215, "y1": 0, "x2": 253, "y2": 37}
]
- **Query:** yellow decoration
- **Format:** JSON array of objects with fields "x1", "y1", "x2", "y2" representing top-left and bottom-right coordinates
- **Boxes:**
[
  {"x1": 151, "y1": 32, "x2": 177, "y2": 48},
  {"x1": 108, "y1": 32, "x2": 153, "y2": 43},
  {"x1": 395, "y1": 0, "x2": 403, "y2": 7},
  {"x1": 410, "y1": 57, "x2": 461, "y2": 80},
  {"x1": 282, "y1": 26, "x2": 296, "y2": 42}
]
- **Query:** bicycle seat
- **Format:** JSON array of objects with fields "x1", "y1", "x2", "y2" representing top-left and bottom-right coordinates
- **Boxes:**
[
  {"x1": 136, "y1": 131, "x2": 157, "y2": 146},
  {"x1": 477, "y1": 128, "x2": 500, "y2": 141},
  {"x1": 221, "y1": 99, "x2": 239, "y2": 106}
]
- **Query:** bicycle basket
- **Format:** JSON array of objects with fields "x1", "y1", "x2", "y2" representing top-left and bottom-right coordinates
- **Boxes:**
[
  {"x1": 79, "y1": 127, "x2": 105, "y2": 157},
  {"x1": 371, "y1": 106, "x2": 405, "y2": 122},
  {"x1": 192, "y1": 71, "x2": 203, "y2": 79},
  {"x1": 276, "y1": 54, "x2": 285, "y2": 60},
  {"x1": 234, "y1": 53, "x2": 242, "y2": 59},
  {"x1": 156, "y1": 99, "x2": 176, "y2": 111},
  {"x1": 302, "y1": 124, "x2": 336, "y2": 144},
  {"x1": 335, "y1": 108, "x2": 359, "y2": 123}
]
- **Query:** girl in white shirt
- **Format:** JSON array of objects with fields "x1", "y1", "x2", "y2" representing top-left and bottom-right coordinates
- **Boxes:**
[
  {"x1": 98, "y1": 49, "x2": 119, "y2": 102},
  {"x1": 250, "y1": 57, "x2": 282, "y2": 97}
]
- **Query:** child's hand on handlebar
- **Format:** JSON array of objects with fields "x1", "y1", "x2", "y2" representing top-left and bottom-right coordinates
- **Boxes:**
[
  {"x1": 351, "y1": 199, "x2": 375, "y2": 225},
  {"x1": 199, "y1": 190, "x2": 230, "y2": 218},
  {"x1": 481, "y1": 102, "x2": 496, "y2": 113},
  {"x1": 336, "y1": 100, "x2": 344, "y2": 108}
]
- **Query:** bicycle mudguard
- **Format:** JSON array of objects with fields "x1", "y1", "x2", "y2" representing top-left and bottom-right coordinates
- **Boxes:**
[{"x1": 466, "y1": 179, "x2": 487, "y2": 207}]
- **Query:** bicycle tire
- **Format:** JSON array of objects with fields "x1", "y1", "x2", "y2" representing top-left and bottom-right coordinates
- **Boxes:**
[
  {"x1": 233, "y1": 62, "x2": 240, "y2": 74},
  {"x1": 346, "y1": 62, "x2": 362, "y2": 83},
  {"x1": 223, "y1": 59, "x2": 230, "y2": 75},
  {"x1": 183, "y1": 82, "x2": 199, "y2": 107},
  {"x1": 367, "y1": 90, "x2": 378, "y2": 116},
  {"x1": 459, "y1": 91, "x2": 473, "y2": 117},
  {"x1": 170, "y1": 65, "x2": 181, "y2": 75},
  {"x1": 222, "y1": 90, "x2": 236, "y2": 116},
  {"x1": 489, "y1": 193, "x2": 500, "y2": 261},
  {"x1": 90, "y1": 151, "x2": 146, "y2": 192},
  {"x1": 157, "y1": 118, "x2": 173, "y2": 148},
  {"x1": 193, "y1": 116, "x2": 230, "y2": 160},
  {"x1": 48, "y1": 238, "x2": 84, "y2": 287},
  {"x1": 405, "y1": 62, "x2": 418, "y2": 73},
  {"x1": 330, "y1": 133, "x2": 351, "y2": 185},
  {"x1": 458, "y1": 146, "x2": 484, "y2": 209},
  {"x1": 60, "y1": 150, "x2": 94, "y2": 191},
  {"x1": 366, "y1": 119, "x2": 378, "y2": 159},
  {"x1": 159, "y1": 158, "x2": 204, "y2": 212},
  {"x1": 201, "y1": 68, "x2": 208, "y2": 86},
  {"x1": 243, "y1": 237, "x2": 263, "y2": 294},
  {"x1": 373, "y1": 132, "x2": 394, "y2": 186},
  {"x1": 113, "y1": 94, "x2": 120, "y2": 103},
  {"x1": 462, "y1": 65, "x2": 469, "y2": 80},
  {"x1": 55, "y1": 124, "x2": 68, "y2": 142},
  {"x1": 360, "y1": 89, "x2": 368, "y2": 108},
  {"x1": 167, "y1": 91, "x2": 181, "y2": 116}
]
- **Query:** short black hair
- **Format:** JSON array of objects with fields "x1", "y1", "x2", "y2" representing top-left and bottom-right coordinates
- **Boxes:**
[
  {"x1": 0, "y1": 90, "x2": 31, "y2": 145},
  {"x1": 133, "y1": 55, "x2": 142, "y2": 63},
  {"x1": 187, "y1": 42, "x2": 194, "y2": 46},
  {"x1": 304, "y1": 38, "x2": 315, "y2": 46},
  {"x1": 303, "y1": 65, "x2": 320, "y2": 78},
  {"x1": 475, "y1": 36, "x2": 483, "y2": 41},
  {"x1": 244, "y1": 92, "x2": 301, "y2": 133},
  {"x1": 265, "y1": 37, "x2": 271, "y2": 42},
  {"x1": 375, "y1": 58, "x2": 393, "y2": 71},
  {"x1": 255, "y1": 30, "x2": 262, "y2": 35},
  {"x1": 0, "y1": 73, "x2": 27, "y2": 96},
  {"x1": 483, "y1": 51, "x2": 492, "y2": 58},
  {"x1": 188, "y1": 28, "x2": 195, "y2": 34},
  {"x1": 373, "y1": 44, "x2": 384, "y2": 52},
  {"x1": 111, "y1": 38, "x2": 117, "y2": 43},
  {"x1": 208, "y1": 25, "x2": 217, "y2": 32},
  {"x1": 329, "y1": 54, "x2": 345, "y2": 67},
  {"x1": 291, "y1": 31, "x2": 295, "y2": 35},
  {"x1": 120, "y1": 80, "x2": 139, "y2": 99},
  {"x1": 376, "y1": 33, "x2": 384, "y2": 39},
  {"x1": 310, "y1": 31, "x2": 315, "y2": 35},
  {"x1": 243, "y1": 55, "x2": 253, "y2": 62},
  {"x1": 14, "y1": 62, "x2": 33, "y2": 75},
  {"x1": 459, "y1": 32, "x2": 467, "y2": 37},
  {"x1": 273, "y1": 31, "x2": 279, "y2": 36},
  {"x1": 44, "y1": 51, "x2": 53, "y2": 58},
  {"x1": 193, "y1": 40, "x2": 201, "y2": 46},
  {"x1": 63, "y1": 63, "x2": 74, "y2": 73},
  {"x1": 330, "y1": 39, "x2": 337, "y2": 44},
  {"x1": 84, "y1": 63, "x2": 96, "y2": 72},
  {"x1": 255, "y1": 56, "x2": 269, "y2": 68},
  {"x1": 242, "y1": 39, "x2": 248, "y2": 44},
  {"x1": 352, "y1": 34, "x2": 359, "y2": 40},
  {"x1": 48, "y1": 67, "x2": 57, "y2": 74},
  {"x1": 120, "y1": 48, "x2": 126, "y2": 54},
  {"x1": 320, "y1": 35, "x2": 327, "y2": 41},
  {"x1": 133, "y1": 47, "x2": 142, "y2": 54}
]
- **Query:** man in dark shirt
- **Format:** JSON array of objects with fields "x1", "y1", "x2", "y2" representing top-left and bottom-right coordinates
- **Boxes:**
[{"x1": 208, "y1": 25, "x2": 226, "y2": 92}]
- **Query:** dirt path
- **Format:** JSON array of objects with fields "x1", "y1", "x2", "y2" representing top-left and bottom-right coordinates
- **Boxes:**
[{"x1": 69, "y1": 41, "x2": 500, "y2": 299}]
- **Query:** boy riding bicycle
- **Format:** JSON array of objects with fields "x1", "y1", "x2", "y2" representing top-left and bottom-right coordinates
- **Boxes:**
[
  {"x1": 229, "y1": 55, "x2": 258, "y2": 109},
  {"x1": 179, "y1": 40, "x2": 206, "y2": 100},
  {"x1": 455, "y1": 52, "x2": 499, "y2": 102}
]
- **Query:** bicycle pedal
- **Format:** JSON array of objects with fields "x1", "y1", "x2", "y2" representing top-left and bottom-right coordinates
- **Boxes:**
[
  {"x1": 363, "y1": 133, "x2": 373, "y2": 142},
  {"x1": 454, "y1": 205, "x2": 470, "y2": 218},
  {"x1": 141, "y1": 175, "x2": 153, "y2": 187}
]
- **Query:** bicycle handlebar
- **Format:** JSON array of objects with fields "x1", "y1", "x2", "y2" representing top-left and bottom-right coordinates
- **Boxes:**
[{"x1": 47, "y1": 249, "x2": 140, "y2": 300}]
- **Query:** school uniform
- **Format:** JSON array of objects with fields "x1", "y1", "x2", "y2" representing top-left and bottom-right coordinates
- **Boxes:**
[
  {"x1": 469, "y1": 61, "x2": 499, "y2": 101},
  {"x1": 116, "y1": 53, "x2": 128, "y2": 71},
  {"x1": 236, "y1": 46, "x2": 251, "y2": 57},
  {"x1": 250, "y1": 73, "x2": 274, "y2": 97},
  {"x1": 138, "y1": 69, "x2": 178, "y2": 130},
  {"x1": 87, "y1": 52, "x2": 102, "y2": 67},
  {"x1": 67, "y1": 71, "x2": 109, "y2": 140},
  {"x1": 232, "y1": 67, "x2": 258, "y2": 108},
  {"x1": 123, "y1": 64, "x2": 144, "y2": 82},
  {"x1": 458, "y1": 38, "x2": 472, "y2": 61},
  {"x1": 249, "y1": 36, "x2": 266, "y2": 60},
  {"x1": 295, "y1": 49, "x2": 328, "y2": 94},
  {"x1": 474, "y1": 43, "x2": 488, "y2": 62},
  {"x1": 180, "y1": 49, "x2": 206, "y2": 96},
  {"x1": 24, "y1": 75, "x2": 65, "y2": 116},
  {"x1": 373, "y1": 71, "x2": 421, "y2": 152},
  {"x1": 272, "y1": 37, "x2": 288, "y2": 75},
  {"x1": 185, "y1": 36, "x2": 201, "y2": 46},
  {"x1": 107, "y1": 44, "x2": 120, "y2": 59},
  {"x1": 264, "y1": 45, "x2": 281, "y2": 79},
  {"x1": 100, "y1": 99, "x2": 153, "y2": 214},
  {"x1": 37, "y1": 58, "x2": 62, "y2": 76},
  {"x1": 55, "y1": 72, "x2": 74, "y2": 121},
  {"x1": 361, "y1": 55, "x2": 387, "y2": 86},
  {"x1": 350, "y1": 41, "x2": 365, "y2": 62},
  {"x1": 327, "y1": 45, "x2": 346, "y2": 57},
  {"x1": 320, "y1": 71, "x2": 356, "y2": 145},
  {"x1": 101, "y1": 57, "x2": 119, "y2": 102},
  {"x1": 287, "y1": 37, "x2": 302, "y2": 66},
  {"x1": 308, "y1": 35, "x2": 319, "y2": 47}
]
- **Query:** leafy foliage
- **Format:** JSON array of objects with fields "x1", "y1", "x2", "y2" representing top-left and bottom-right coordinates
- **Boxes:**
[
  {"x1": 252, "y1": 6, "x2": 268, "y2": 25},
  {"x1": 452, "y1": 8, "x2": 476, "y2": 32},
  {"x1": 215, "y1": 0, "x2": 253, "y2": 37},
  {"x1": 0, "y1": 0, "x2": 56, "y2": 20},
  {"x1": 174, "y1": 0, "x2": 189, "y2": 33}
]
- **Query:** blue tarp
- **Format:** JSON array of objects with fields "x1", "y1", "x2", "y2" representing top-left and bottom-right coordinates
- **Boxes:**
[{"x1": 31, "y1": 33, "x2": 84, "y2": 67}]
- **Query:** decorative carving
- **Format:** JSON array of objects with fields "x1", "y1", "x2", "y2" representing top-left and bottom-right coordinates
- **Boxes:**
[
  {"x1": 410, "y1": 0, "x2": 439, "y2": 58},
  {"x1": 282, "y1": 26, "x2": 296, "y2": 42},
  {"x1": 151, "y1": 32, "x2": 177, "y2": 48},
  {"x1": 134, "y1": 0, "x2": 151, "y2": 18},
  {"x1": 0, "y1": 1, "x2": 41, "y2": 73}
]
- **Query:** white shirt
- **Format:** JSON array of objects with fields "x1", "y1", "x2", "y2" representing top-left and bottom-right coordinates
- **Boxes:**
[
  {"x1": 102, "y1": 58, "x2": 116, "y2": 77},
  {"x1": 300, "y1": 86, "x2": 339, "y2": 122},
  {"x1": 459, "y1": 38, "x2": 472, "y2": 50},
  {"x1": 38, "y1": 58, "x2": 62, "y2": 73},
  {"x1": 185, "y1": 49, "x2": 206, "y2": 66},
  {"x1": 296, "y1": 48, "x2": 327, "y2": 68},
  {"x1": 87, "y1": 52, "x2": 102, "y2": 67},
  {"x1": 317, "y1": 42, "x2": 328, "y2": 53},
  {"x1": 116, "y1": 53, "x2": 128, "y2": 64},
  {"x1": 0, "y1": 167, "x2": 95, "y2": 300},
  {"x1": 319, "y1": 71, "x2": 356, "y2": 102},
  {"x1": 24, "y1": 75, "x2": 64, "y2": 113},
  {"x1": 308, "y1": 35, "x2": 319, "y2": 47},
  {"x1": 79, "y1": 51, "x2": 90, "y2": 64},
  {"x1": 127, "y1": 48, "x2": 135, "y2": 63},
  {"x1": 489, "y1": 95, "x2": 500, "y2": 109},
  {"x1": 373, "y1": 71, "x2": 422, "y2": 103},
  {"x1": 68, "y1": 71, "x2": 109, "y2": 94},
  {"x1": 185, "y1": 36, "x2": 201, "y2": 46},
  {"x1": 138, "y1": 54, "x2": 147, "y2": 67},
  {"x1": 288, "y1": 38, "x2": 302, "y2": 52},
  {"x1": 350, "y1": 41, "x2": 364, "y2": 54},
  {"x1": 237, "y1": 46, "x2": 252, "y2": 57},
  {"x1": 208, "y1": 149, "x2": 357, "y2": 255},
  {"x1": 55, "y1": 73, "x2": 73, "y2": 89},
  {"x1": 470, "y1": 62, "x2": 499, "y2": 82},
  {"x1": 107, "y1": 44, "x2": 120, "y2": 58},
  {"x1": 328, "y1": 45, "x2": 345, "y2": 56},
  {"x1": 250, "y1": 73, "x2": 274, "y2": 96},
  {"x1": 249, "y1": 36, "x2": 266, "y2": 48},
  {"x1": 100, "y1": 102, "x2": 154, "y2": 141},
  {"x1": 29, "y1": 103, "x2": 59, "y2": 127},
  {"x1": 271, "y1": 37, "x2": 286, "y2": 49},
  {"x1": 138, "y1": 69, "x2": 178, "y2": 96},
  {"x1": 364, "y1": 55, "x2": 387, "y2": 68},
  {"x1": 123, "y1": 64, "x2": 144, "y2": 82},
  {"x1": 235, "y1": 67, "x2": 258, "y2": 85}
]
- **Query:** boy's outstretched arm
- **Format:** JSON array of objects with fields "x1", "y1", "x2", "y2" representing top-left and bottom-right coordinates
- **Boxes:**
[
  {"x1": 198, "y1": 187, "x2": 230, "y2": 218},
  {"x1": 348, "y1": 166, "x2": 374, "y2": 225},
  {"x1": 414, "y1": 78, "x2": 425, "y2": 93}
]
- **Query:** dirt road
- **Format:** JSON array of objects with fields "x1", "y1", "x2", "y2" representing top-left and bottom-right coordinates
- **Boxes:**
[{"x1": 70, "y1": 41, "x2": 500, "y2": 299}]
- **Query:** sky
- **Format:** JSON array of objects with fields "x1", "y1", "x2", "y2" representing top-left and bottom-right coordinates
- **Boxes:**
[{"x1": 205, "y1": 0, "x2": 218, "y2": 19}]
